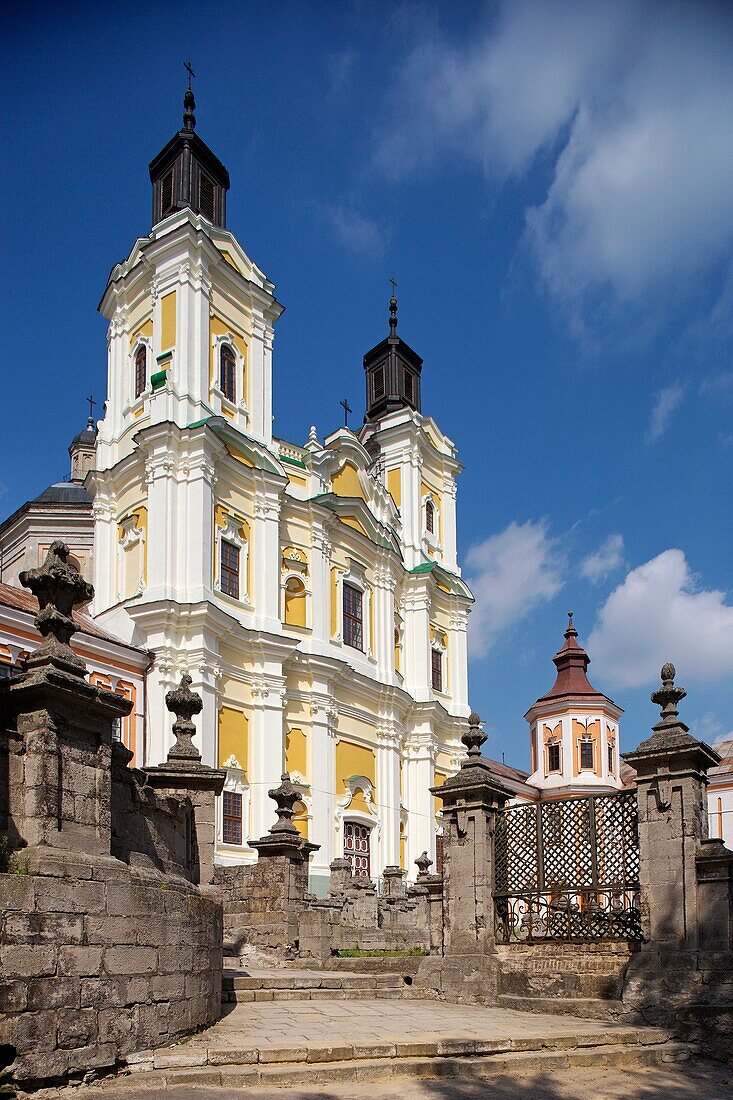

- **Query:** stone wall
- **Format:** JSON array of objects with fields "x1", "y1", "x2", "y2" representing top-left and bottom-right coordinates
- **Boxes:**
[
  {"x1": 497, "y1": 942, "x2": 637, "y2": 1003},
  {"x1": 215, "y1": 851, "x2": 310, "y2": 953},
  {"x1": 111, "y1": 747, "x2": 194, "y2": 879},
  {"x1": 0, "y1": 849, "x2": 221, "y2": 1089}
]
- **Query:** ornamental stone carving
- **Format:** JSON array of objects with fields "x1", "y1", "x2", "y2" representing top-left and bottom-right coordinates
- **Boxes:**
[
  {"x1": 165, "y1": 674, "x2": 203, "y2": 765},
  {"x1": 461, "y1": 711, "x2": 487, "y2": 761},
  {"x1": 19, "y1": 540, "x2": 93, "y2": 679}
]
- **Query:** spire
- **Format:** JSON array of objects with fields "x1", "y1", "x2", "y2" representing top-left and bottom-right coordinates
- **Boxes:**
[
  {"x1": 363, "y1": 279, "x2": 423, "y2": 423},
  {"x1": 149, "y1": 72, "x2": 230, "y2": 228},
  {"x1": 389, "y1": 294, "x2": 398, "y2": 338},
  {"x1": 535, "y1": 612, "x2": 604, "y2": 704},
  {"x1": 69, "y1": 403, "x2": 98, "y2": 482}
]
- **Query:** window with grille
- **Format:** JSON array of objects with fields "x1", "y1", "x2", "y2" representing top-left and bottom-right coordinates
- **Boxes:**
[
  {"x1": 343, "y1": 821, "x2": 370, "y2": 876},
  {"x1": 580, "y1": 740, "x2": 594, "y2": 770},
  {"x1": 161, "y1": 171, "x2": 174, "y2": 216},
  {"x1": 608, "y1": 741, "x2": 615, "y2": 773},
  {"x1": 431, "y1": 647, "x2": 443, "y2": 692},
  {"x1": 199, "y1": 173, "x2": 215, "y2": 221},
  {"x1": 220, "y1": 539, "x2": 240, "y2": 599},
  {"x1": 134, "y1": 345, "x2": 147, "y2": 398},
  {"x1": 343, "y1": 582, "x2": 363, "y2": 650},
  {"x1": 425, "y1": 500, "x2": 435, "y2": 534},
  {"x1": 404, "y1": 368, "x2": 414, "y2": 404},
  {"x1": 547, "y1": 742, "x2": 561, "y2": 773},
  {"x1": 373, "y1": 366, "x2": 385, "y2": 401},
  {"x1": 220, "y1": 344, "x2": 236, "y2": 403},
  {"x1": 222, "y1": 791, "x2": 242, "y2": 845}
]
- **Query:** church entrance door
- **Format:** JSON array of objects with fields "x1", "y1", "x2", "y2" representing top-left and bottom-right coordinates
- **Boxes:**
[{"x1": 343, "y1": 821, "x2": 371, "y2": 876}]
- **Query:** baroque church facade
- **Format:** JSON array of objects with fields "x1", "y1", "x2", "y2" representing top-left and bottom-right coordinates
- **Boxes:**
[{"x1": 83, "y1": 89, "x2": 471, "y2": 890}]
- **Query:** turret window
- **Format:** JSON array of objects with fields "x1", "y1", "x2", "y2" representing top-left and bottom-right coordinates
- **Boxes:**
[
  {"x1": 343, "y1": 583, "x2": 363, "y2": 651},
  {"x1": 608, "y1": 740, "x2": 615, "y2": 773},
  {"x1": 220, "y1": 539, "x2": 240, "y2": 599},
  {"x1": 220, "y1": 344, "x2": 236, "y2": 403},
  {"x1": 134, "y1": 345, "x2": 147, "y2": 398},
  {"x1": 580, "y1": 740, "x2": 594, "y2": 771},
  {"x1": 404, "y1": 368, "x2": 414, "y2": 404},
  {"x1": 373, "y1": 366, "x2": 385, "y2": 401},
  {"x1": 547, "y1": 742, "x2": 561, "y2": 773},
  {"x1": 199, "y1": 172, "x2": 215, "y2": 221},
  {"x1": 161, "y1": 170, "x2": 174, "y2": 217},
  {"x1": 425, "y1": 500, "x2": 435, "y2": 534}
]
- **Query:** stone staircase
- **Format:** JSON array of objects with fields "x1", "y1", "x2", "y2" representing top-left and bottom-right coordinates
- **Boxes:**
[{"x1": 120, "y1": 977, "x2": 696, "y2": 1091}]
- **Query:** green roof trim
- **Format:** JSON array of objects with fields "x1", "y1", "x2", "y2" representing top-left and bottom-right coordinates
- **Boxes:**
[
  {"x1": 410, "y1": 563, "x2": 436, "y2": 575},
  {"x1": 150, "y1": 369, "x2": 167, "y2": 392},
  {"x1": 280, "y1": 453, "x2": 307, "y2": 469},
  {"x1": 187, "y1": 416, "x2": 213, "y2": 430}
]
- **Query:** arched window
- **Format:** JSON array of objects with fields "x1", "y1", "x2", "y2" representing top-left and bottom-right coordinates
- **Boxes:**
[
  {"x1": 134, "y1": 345, "x2": 147, "y2": 398},
  {"x1": 425, "y1": 499, "x2": 435, "y2": 534},
  {"x1": 220, "y1": 344, "x2": 236, "y2": 403}
]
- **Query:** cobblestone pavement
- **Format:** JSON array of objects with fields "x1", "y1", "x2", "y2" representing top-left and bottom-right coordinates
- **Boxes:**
[
  {"x1": 160, "y1": 997, "x2": 652, "y2": 1050},
  {"x1": 60, "y1": 1058, "x2": 733, "y2": 1099}
]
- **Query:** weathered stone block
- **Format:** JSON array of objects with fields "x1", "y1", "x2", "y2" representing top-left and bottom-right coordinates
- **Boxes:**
[
  {"x1": 57, "y1": 1008, "x2": 98, "y2": 1048},
  {"x1": 0, "y1": 943, "x2": 56, "y2": 977},
  {"x1": 58, "y1": 945, "x2": 104, "y2": 976},
  {"x1": 27, "y1": 976, "x2": 80, "y2": 1011},
  {"x1": 104, "y1": 946, "x2": 158, "y2": 975}
]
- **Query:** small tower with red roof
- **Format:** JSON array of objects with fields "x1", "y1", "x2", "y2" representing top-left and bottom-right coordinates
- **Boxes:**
[{"x1": 525, "y1": 613, "x2": 623, "y2": 794}]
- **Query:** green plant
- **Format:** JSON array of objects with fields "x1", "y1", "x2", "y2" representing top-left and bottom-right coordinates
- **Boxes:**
[{"x1": 336, "y1": 947, "x2": 428, "y2": 958}]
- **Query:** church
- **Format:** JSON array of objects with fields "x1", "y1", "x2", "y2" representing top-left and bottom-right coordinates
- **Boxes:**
[{"x1": 0, "y1": 86, "x2": 472, "y2": 892}]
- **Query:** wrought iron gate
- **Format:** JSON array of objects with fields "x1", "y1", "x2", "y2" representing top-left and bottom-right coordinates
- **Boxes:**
[{"x1": 494, "y1": 792, "x2": 642, "y2": 942}]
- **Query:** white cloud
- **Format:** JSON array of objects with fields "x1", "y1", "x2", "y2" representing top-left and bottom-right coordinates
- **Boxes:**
[
  {"x1": 588, "y1": 549, "x2": 733, "y2": 688},
  {"x1": 321, "y1": 203, "x2": 386, "y2": 256},
  {"x1": 581, "y1": 534, "x2": 624, "y2": 583},
  {"x1": 376, "y1": 1, "x2": 733, "y2": 332},
  {"x1": 645, "y1": 383, "x2": 685, "y2": 444},
  {"x1": 466, "y1": 520, "x2": 563, "y2": 658}
]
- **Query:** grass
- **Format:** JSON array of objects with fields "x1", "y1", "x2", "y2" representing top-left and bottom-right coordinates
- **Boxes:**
[{"x1": 335, "y1": 947, "x2": 428, "y2": 958}]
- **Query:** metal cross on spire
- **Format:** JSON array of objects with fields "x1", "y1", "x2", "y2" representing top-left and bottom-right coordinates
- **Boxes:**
[
  {"x1": 86, "y1": 395, "x2": 96, "y2": 421},
  {"x1": 340, "y1": 398, "x2": 352, "y2": 428},
  {"x1": 184, "y1": 59, "x2": 196, "y2": 89},
  {"x1": 389, "y1": 274, "x2": 398, "y2": 298}
]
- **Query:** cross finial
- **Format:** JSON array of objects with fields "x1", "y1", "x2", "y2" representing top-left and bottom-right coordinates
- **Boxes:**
[
  {"x1": 389, "y1": 274, "x2": 398, "y2": 298},
  {"x1": 340, "y1": 398, "x2": 352, "y2": 428},
  {"x1": 86, "y1": 394, "x2": 96, "y2": 422},
  {"x1": 184, "y1": 59, "x2": 196, "y2": 89}
]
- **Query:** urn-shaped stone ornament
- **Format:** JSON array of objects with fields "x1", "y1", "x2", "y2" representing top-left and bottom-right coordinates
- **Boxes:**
[
  {"x1": 268, "y1": 773, "x2": 302, "y2": 834},
  {"x1": 461, "y1": 711, "x2": 487, "y2": 761},
  {"x1": 165, "y1": 674, "x2": 203, "y2": 765},
  {"x1": 19, "y1": 540, "x2": 93, "y2": 677}
]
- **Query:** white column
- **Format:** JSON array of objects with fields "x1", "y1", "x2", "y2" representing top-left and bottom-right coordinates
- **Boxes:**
[
  {"x1": 308, "y1": 695, "x2": 338, "y2": 881},
  {"x1": 448, "y1": 608, "x2": 470, "y2": 714},
  {"x1": 310, "y1": 523, "x2": 332, "y2": 644},
  {"x1": 90, "y1": 497, "x2": 116, "y2": 614},
  {"x1": 253, "y1": 488, "x2": 282, "y2": 632},
  {"x1": 404, "y1": 732, "x2": 436, "y2": 879},
  {"x1": 442, "y1": 477, "x2": 458, "y2": 573},
  {"x1": 249, "y1": 679, "x2": 286, "y2": 841},
  {"x1": 403, "y1": 585, "x2": 431, "y2": 701},
  {"x1": 376, "y1": 725, "x2": 401, "y2": 872}
]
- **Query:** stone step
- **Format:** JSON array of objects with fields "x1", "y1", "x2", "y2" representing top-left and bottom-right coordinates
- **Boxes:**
[
  {"x1": 222, "y1": 968, "x2": 408, "y2": 1003},
  {"x1": 498, "y1": 994, "x2": 629, "y2": 1021},
  {"x1": 123, "y1": 1037, "x2": 695, "y2": 1090}
]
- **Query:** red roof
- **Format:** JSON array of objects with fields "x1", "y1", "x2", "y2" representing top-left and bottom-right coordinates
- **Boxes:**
[
  {"x1": 0, "y1": 581, "x2": 134, "y2": 649},
  {"x1": 530, "y1": 613, "x2": 618, "y2": 710}
]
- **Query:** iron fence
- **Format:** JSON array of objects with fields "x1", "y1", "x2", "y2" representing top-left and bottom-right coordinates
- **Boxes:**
[{"x1": 493, "y1": 792, "x2": 642, "y2": 943}]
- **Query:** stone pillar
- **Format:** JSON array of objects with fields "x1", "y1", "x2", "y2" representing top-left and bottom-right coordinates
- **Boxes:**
[
  {"x1": 622, "y1": 664, "x2": 732, "y2": 1022},
  {"x1": 308, "y1": 692, "x2": 338, "y2": 887},
  {"x1": 624, "y1": 664, "x2": 721, "y2": 948},
  {"x1": 0, "y1": 542, "x2": 131, "y2": 859},
  {"x1": 329, "y1": 857, "x2": 353, "y2": 893},
  {"x1": 417, "y1": 713, "x2": 511, "y2": 1003},
  {"x1": 144, "y1": 674, "x2": 225, "y2": 885},
  {"x1": 376, "y1": 724, "x2": 401, "y2": 872},
  {"x1": 248, "y1": 774, "x2": 320, "y2": 946},
  {"x1": 382, "y1": 865, "x2": 406, "y2": 899}
]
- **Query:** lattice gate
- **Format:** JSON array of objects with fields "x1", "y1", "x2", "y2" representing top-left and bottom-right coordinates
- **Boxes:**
[{"x1": 494, "y1": 792, "x2": 642, "y2": 942}]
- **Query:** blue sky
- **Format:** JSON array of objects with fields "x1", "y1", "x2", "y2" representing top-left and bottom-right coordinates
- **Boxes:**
[{"x1": 3, "y1": 0, "x2": 733, "y2": 768}]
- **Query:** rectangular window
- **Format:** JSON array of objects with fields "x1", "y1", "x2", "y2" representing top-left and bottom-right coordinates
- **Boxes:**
[
  {"x1": 547, "y1": 742, "x2": 561, "y2": 772},
  {"x1": 431, "y1": 648, "x2": 443, "y2": 692},
  {"x1": 404, "y1": 368, "x2": 414, "y2": 404},
  {"x1": 220, "y1": 539, "x2": 240, "y2": 599},
  {"x1": 199, "y1": 173, "x2": 215, "y2": 220},
  {"x1": 580, "y1": 740, "x2": 594, "y2": 770},
  {"x1": 220, "y1": 346, "x2": 236, "y2": 403},
  {"x1": 607, "y1": 741, "x2": 614, "y2": 773},
  {"x1": 342, "y1": 582, "x2": 363, "y2": 650},
  {"x1": 222, "y1": 791, "x2": 242, "y2": 845},
  {"x1": 373, "y1": 366, "x2": 385, "y2": 400},
  {"x1": 135, "y1": 347, "x2": 147, "y2": 399}
]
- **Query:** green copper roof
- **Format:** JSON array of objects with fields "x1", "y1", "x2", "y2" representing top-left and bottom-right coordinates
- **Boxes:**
[
  {"x1": 187, "y1": 416, "x2": 212, "y2": 429},
  {"x1": 280, "y1": 453, "x2": 307, "y2": 469},
  {"x1": 410, "y1": 562, "x2": 436, "y2": 574}
]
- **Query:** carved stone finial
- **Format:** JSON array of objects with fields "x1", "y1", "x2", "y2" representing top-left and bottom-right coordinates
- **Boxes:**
[
  {"x1": 415, "y1": 851, "x2": 433, "y2": 879},
  {"x1": 461, "y1": 711, "x2": 487, "y2": 762},
  {"x1": 165, "y1": 674, "x2": 203, "y2": 764},
  {"x1": 268, "y1": 772, "x2": 301, "y2": 834},
  {"x1": 19, "y1": 540, "x2": 93, "y2": 677},
  {"x1": 651, "y1": 663, "x2": 687, "y2": 726}
]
